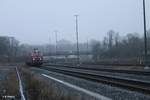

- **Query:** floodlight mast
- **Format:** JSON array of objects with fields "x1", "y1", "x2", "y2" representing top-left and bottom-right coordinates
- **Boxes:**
[
  {"x1": 143, "y1": 0, "x2": 148, "y2": 67},
  {"x1": 74, "y1": 15, "x2": 80, "y2": 65}
]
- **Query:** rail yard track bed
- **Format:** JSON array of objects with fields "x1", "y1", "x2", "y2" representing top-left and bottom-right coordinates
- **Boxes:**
[
  {"x1": 20, "y1": 67, "x2": 110, "y2": 100},
  {"x1": 42, "y1": 65, "x2": 150, "y2": 94},
  {"x1": 31, "y1": 67, "x2": 150, "y2": 100},
  {"x1": 79, "y1": 65, "x2": 147, "y2": 70},
  {"x1": 45, "y1": 66, "x2": 150, "y2": 82},
  {"x1": 46, "y1": 63, "x2": 148, "y2": 70}
]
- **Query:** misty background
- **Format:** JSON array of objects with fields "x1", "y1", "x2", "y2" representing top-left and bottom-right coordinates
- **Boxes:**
[
  {"x1": 0, "y1": 0, "x2": 150, "y2": 64},
  {"x1": 0, "y1": 0, "x2": 150, "y2": 45}
]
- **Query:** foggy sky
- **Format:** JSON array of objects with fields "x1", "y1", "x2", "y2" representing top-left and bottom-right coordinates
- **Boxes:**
[{"x1": 0, "y1": 0, "x2": 150, "y2": 45}]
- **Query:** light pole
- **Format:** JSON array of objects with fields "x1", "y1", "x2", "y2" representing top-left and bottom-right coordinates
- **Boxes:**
[
  {"x1": 74, "y1": 15, "x2": 80, "y2": 65},
  {"x1": 49, "y1": 32, "x2": 51, "y2": 56},
  {"x1": 55, "y1": 30, "x2": 58, "y2": 55},
  {"x1": 87, "y1": 39, "x2": 89, "y2": 53},
  {"x1": 142, "y1": 0, "x2": 148, "y2": 68},
  {"x1": 54, "y1": 30, "x2": 58, "y2": 64}
]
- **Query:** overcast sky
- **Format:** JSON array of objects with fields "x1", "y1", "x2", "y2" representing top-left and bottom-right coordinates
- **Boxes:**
[{"x1": 0, "y1": 0, "x2": 150, "y2": 44}]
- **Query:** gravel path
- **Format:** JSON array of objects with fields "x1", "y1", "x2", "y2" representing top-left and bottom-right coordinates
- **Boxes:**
[{"x1": 31, "y1": 67, "x2": 150, "y2": 100}]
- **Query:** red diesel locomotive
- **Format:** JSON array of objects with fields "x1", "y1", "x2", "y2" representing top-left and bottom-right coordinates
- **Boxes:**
[{"x1": 26, "y1": 49, "x2": 43, "y2": 66}]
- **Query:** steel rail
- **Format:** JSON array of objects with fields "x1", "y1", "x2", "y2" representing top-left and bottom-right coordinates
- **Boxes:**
[
  {"x1": 41, "y1": 66, "x2": 150, "y2": 94},
  {"x1": 15, "y1": 67, "x2": 26, "y2": 100},
  {"x1": 44, "y1": 64, "x2": 150, "y2": 76}
]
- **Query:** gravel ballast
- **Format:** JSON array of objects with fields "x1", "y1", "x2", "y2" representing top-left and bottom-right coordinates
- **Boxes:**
[{"x1": 31, "y1": 67, "x2": 150, "y2": 100}]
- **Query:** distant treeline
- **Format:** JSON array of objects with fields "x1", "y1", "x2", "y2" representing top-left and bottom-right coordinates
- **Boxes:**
[
  {"x1": 0, "y1": 36, "x2": 19, "y2": 62},
  {"x1": 91, "y1": 30, "x2": 150, "y2": 63},
  {"x1": 0, "y1": 30, "x2": 150, "y2": 63}
]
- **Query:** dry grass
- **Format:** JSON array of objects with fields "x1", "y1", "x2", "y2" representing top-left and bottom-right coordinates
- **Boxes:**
[
  {"x1": 20, "y1": 67, "x2": 82, "y2": 100},
  {"x1": 0, "y1": 69, "x2": 19, "y2": 99}
]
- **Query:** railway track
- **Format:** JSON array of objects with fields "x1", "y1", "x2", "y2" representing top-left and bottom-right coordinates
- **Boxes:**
[
  {"x1": 40, "y1": 65, "x2": 150, "y2": 94},
  {"x1": 44, "y1": 63, "x2": 150, "y2": 76}
]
